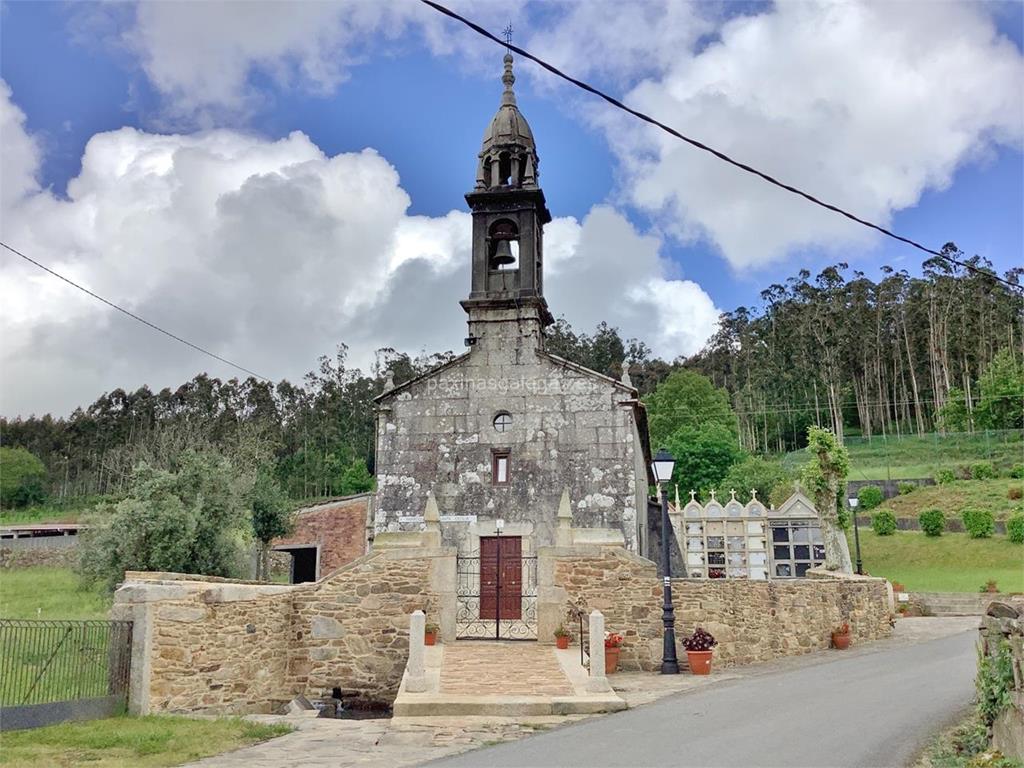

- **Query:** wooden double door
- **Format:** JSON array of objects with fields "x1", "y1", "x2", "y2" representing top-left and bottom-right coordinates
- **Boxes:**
[{"x1": 479, "y1": 535, "x2": 522, "y2": 620}]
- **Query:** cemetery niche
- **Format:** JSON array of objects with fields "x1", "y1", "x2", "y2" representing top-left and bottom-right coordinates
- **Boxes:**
[{"x1": 673, "y1": 490, "x2": 826, "y2": 580}]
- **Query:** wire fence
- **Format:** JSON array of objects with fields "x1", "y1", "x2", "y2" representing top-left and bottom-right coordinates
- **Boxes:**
[{"x1": 0, "y1": 619, "x2": 132, "y2": 707}]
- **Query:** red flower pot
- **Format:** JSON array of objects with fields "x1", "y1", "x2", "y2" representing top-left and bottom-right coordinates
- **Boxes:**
[
  {"x1": 831, "y1": 632, "x2": 851, "y2": 650},
  {"x1": 556, "y1": 635, "x2": 569, "y2": 650},
  {"x1": 424, "y1": 631, "x2": 437, "y2": 646},
  {"x1": 687, "y1": 650, "x2": 713, "y2": 675},
  {"x1": 604, "y1": 646, "x2": 621, "y2": 674}
]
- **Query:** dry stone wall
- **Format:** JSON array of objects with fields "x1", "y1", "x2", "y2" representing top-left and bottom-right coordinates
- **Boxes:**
[{"x1": 545, "y1": 545, "x2": 893, "y2": 672}]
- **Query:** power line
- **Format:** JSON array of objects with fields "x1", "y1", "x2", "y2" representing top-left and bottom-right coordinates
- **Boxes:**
[
  {"x1": 1, "y1": 241, "x2": 272, "y2": 382},
  {"x1": 419, "y1": 0, "x2": 1023, "y2": 294}
]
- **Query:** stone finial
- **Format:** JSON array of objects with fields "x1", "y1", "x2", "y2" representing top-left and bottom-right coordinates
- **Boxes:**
[
  {"x1": 383, "y1": 369, "x2": 395, "y2": 391},
  {"x1": 730, "y1": 488, "x2": 737, "y2": 501},
  {"x1": 709, "y1": 489, "x2": 717, "y2": 502},
  {"x1": 422, "y1": 490, "x2": 441, "y2": 546},
  {"x1": 689, "y1": 489, "x2": 697, "y2": 502},
  {"x1": 406, "y1": 610, "x2": 427, "y2": 692},
  {"x1": 750, "y1": 488, "x2": 758, "y2": 501},
  {"x1": 501, "y1": 53, "x2": 517, "y2": 107},
  {"x1": 620, "y1": 362, "x2": 633, "y2": 388},
  {"x1": 674, "y1": 484, "x2": 680, "y2": 511},
  {"x1": 556, "y1": 488, "x2": 574, "y2": 546}
]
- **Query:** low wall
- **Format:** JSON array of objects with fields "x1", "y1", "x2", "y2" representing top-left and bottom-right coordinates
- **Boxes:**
[
  {"x1": 113, "y1": 539, "x2": 454, "y2": 716},
  {"x1": 0, "y1": 545, "x2": 79, "y2": 569},
  {"x1": 541, "y1": 545, "x2": 893, "y2": 672},
  {"x1": 979, "y1": 600, "x2": 1024, "y2": 760}
]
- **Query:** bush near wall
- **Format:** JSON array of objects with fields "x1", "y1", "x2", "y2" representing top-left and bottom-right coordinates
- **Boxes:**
[
  {"x1": 935, "y1": 469, "x2": 956, "y2": 485},
  {"x1": 971, "y1": 462, "x2": 998, "y2": 481},
  {"x1": 1007, "y1": 513, "x2": 1024, "y2": 544},
  {"x1": 919, "y1": 508, "x2": 946, "y2": 537},
  {"x1": 898, "y1": 482, "x2": 917, "y2": 496},
  {"x1": 872, "y1": 511, "x2": 897, "y2": 536},
  {"x1": 858, "y1": 485, "x2": 885, "y2": 511},
  {"x1": 962, "y1": 508, "x2": 996, "y2": 539}
]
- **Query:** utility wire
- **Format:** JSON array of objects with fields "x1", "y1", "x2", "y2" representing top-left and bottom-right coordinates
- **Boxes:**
[
  {"x1": 419, "y1": 0, "x2": 1023, "y2": 293},
  {"x1": 2, "y1": 241, "x2": 272, "y2": 382}
]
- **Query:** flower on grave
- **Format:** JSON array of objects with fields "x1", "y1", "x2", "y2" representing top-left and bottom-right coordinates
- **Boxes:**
[
  {"x1": 682, "y1": 627, "x2": 718, "y2": 652},
  {"x1": 604, "y1": 631, "x2": 624, "y2": 648}
]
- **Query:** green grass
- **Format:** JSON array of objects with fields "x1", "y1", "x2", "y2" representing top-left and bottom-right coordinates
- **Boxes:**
[
  {"x1": 0, "y1": 496, "x2": 113, "y2": 526},
  {"x1": 849, "y1": 529, "x2": 1024, "y2": 593},
  {"x1": 0, "y1": 715, "x2": 292, "y2": 768},
  {"x1": 781, "y1": 429, "x2": 1023, "y2": 481},
  {"x1": 1, "y1": 567, "x2": 110, "y2": 621},
  {"x1": 920, "y1": 712, "x2": 1023, "y2": 768},
  {"x1": 875, "y1": 479, "x2": 1023, "y2": 521}
]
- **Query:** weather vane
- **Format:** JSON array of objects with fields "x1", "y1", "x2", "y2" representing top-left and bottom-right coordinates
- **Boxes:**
[{"x1": 503, "y1": 22, "x2": 513, "y2": 51}]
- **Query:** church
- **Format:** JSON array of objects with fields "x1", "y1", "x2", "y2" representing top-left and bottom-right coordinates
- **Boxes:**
[{"x1": 372, "y1": 53, "x2": 654, "y2": 563}]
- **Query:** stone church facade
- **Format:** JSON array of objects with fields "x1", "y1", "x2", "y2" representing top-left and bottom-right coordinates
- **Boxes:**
[{"x1": 373, "y1": 54, "x2": 653, "y2": 555}]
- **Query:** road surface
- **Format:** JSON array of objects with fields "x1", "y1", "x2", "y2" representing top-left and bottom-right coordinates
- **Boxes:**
[{"x1": 425, "y1": 629, "x2": 976, "y2": 768}]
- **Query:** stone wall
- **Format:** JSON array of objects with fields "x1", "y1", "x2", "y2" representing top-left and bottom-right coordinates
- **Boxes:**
[
  {"x1": 542, "y1": 545, "x2": 893, "y2": 672},
  {"x1": 113, "y1": 538, "x2": 453, "y2": 716},
  {"x1": 0, "y1": 544, "x2": 78, "y2": 569},
  {"x1": 979, "y1": 599, "x2": 1024, "y2": 760}
]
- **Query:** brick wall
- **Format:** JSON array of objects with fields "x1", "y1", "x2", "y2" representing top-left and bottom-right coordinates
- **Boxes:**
[{"x1": 273, "y1": 495, "x2": 371, "y2": 579}]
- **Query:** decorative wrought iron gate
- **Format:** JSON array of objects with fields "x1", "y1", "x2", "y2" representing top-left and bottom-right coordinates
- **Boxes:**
[{"x1": 456, "y1": 538, "x2": 538, "y2": 640}]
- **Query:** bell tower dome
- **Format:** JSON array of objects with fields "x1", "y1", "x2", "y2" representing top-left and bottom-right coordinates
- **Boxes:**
[{"x1": 461, "y1": 54, "x2": 553, "y2": 329}]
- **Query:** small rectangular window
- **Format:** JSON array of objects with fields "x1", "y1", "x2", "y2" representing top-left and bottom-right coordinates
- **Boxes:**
[{"x1": 492, "y1": 450, "x2": 510, "y2": 485}]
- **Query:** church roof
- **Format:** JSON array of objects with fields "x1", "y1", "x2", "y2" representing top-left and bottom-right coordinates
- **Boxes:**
[{"x1": 480, "y1": 54, "x2": 536, "y2": 155}]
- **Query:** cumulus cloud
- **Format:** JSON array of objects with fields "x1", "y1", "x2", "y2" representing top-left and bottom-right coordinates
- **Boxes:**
[
  {"x1": 0, "y1": 83, "x2": 718, "y2": 416},
  {"x1": 607, "y1": 1, "x2": 1024, "y2": 267}
]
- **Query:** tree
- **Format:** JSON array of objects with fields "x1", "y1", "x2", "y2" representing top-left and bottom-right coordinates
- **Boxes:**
[
  {"x1": 974, "y1": 350, "x2": 1024, "y2": 430},
  {"x1": 250, "y1": 472, "x2": 293, "y2": 581},
  {"x1": 800, "y1": 426, "x2": 853, "y2": 572},
  {"x1": 79, "y1": 452, "x2": 250, "y2": 591},
  {"x1": 0, "y1": 447, "x2": 47, "y2": 509},
  {"x1": 337, "y1": 459, "x2": 374, "y2": 496},
  {"x1": 714, "y1": 456, "x2": 790, "y2": 504},
  {"x1": 645, "y1": 370, "x2": 737, "y2": 448},
  {"x1": 665, "y1": 424, "x2": 745, "y2": 499}
]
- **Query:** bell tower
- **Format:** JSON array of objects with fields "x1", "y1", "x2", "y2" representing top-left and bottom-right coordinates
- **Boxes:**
[{"x1": 461, "y1": 54, "x2": 554, "y2": 334}]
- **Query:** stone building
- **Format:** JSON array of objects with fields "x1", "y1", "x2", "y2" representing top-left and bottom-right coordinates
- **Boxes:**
[
  {"x1": 372, "y1": 54, "x2": 653, "y2": 561},
  {"x1": 272, "y1": 494, "x2": 372, "y2": 582}
]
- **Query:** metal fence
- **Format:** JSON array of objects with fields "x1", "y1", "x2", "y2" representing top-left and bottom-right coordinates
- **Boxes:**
[{"x1": 0, "y1": 618, "x2": 133, "y2": 730}]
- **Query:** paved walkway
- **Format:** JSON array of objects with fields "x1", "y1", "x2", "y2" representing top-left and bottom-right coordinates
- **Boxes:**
[
  {"x1": 184, "y1": 617, "x2": 979, "y2": 768},
  {"x1": 440, "y1": 642, "x2": 573, "y2": 696}
]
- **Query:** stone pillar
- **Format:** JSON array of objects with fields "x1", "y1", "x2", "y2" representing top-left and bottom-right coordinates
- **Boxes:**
[
  {"x1": 587, "y1": 610, "x2": 612, "y2": 693},
  {"x1": 406, "y1": 610, "x2": 427, "y2": 693},
  {"x1": 555, "y1": 488, "x2": 574, "y2": 547},
  {"x1": 423, "y1": 491, "x2": 442, "y2": 548}
]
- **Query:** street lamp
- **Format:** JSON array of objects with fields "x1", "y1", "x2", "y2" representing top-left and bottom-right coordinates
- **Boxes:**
[
  {"x1": 651, "y1": 447, "x2": 679, "y2": 674},
  {"x1": 848, "y1": 498, "x2": 863, "y2": 575}
]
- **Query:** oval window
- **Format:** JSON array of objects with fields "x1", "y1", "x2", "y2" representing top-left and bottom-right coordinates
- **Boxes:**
[{"x1": 493, "y1": 412, "x2": 512, "y2": 433}]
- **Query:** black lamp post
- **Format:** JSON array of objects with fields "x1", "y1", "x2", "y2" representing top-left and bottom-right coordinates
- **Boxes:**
[
  {"x1": 849, "y1": 498, "x2": 864, "y2": 575},
  {"x1": 651, "y1": 448, "x2": 679, "y2": 674}
]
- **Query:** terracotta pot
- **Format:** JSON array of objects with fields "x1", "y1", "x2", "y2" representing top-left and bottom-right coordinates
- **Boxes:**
[
  {"x1": 831, "y1": 632, "x2": 851, "y2": 650},
  {"x1": 891, "y1": 582, "x2": 905, "y2": 594},
  {"x1": 556, "y1": 635, "x2": 570, "y2": 650},
  {"x1": 687, "y1": 650, "x2": 713, "y2": 675},
  {"x1": 424, "y1": 631, "x2": 437, "y2": 646},
  {"x1": 604, "y1": 646, "x2": 621, "y2": 674}
]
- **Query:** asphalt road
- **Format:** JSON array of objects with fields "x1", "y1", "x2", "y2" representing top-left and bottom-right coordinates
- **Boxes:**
[{"x1": 425, "y1": 629, "x2": 977, "y2": 768}]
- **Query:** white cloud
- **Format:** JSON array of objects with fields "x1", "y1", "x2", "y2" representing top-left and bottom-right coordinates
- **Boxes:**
[
  {"x1": 607, "y1": 1, "x2": 1024, "y2": 268},
  {"x1": 0, "y1": 83, "x2": 718, "y2": 416}
]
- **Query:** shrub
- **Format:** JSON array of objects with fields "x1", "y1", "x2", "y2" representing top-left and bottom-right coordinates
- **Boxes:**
[
  {"x1": 872, "y1": 510, "x2": 897, "y2": 536},
  {"x1": 857, "y1": 485, "x2": 884, "y2": 511},
  {"x1": 0, "y1": 447, "x2": 48, "y2": 509},
  {"x1": 682, "y1": 627, "x2": 718, "y2": 651},
  {"x1": 1010, "y1": 463, "x2": 1024, "y2": 479},
  {"x1": 1007, "y1": 513, "x2": 1024, "y2": 544},
  {"x1": 970, "y1": 462, "x2": 997, "y2": 480},
  {"x1": 1008, "y1": 486, "x2": 1023, "y2": 501},
  {"x1": 919, "y1": 508, "x2": 945, "y2": 537},
  {"x1": 961, "y1": 508, "x2": 995, "y2": 539},
  {"x1": 934, "y1": 468, "x2": 956, "y2": 485},
  {"x1": 897, "y1": 482, "x2": 917, "y2": 495}
]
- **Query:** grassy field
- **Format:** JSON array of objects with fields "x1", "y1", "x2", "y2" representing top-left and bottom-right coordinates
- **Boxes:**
[
  {"x1": 850, "y1": 529, "x2": 1024, "y2": 593},
  {"x1": 875, "y1": 479, "x2": 1023, "y2": 520},
  {"x1": 0, "y1": 496, "x2": 112, "y2": 526},
  {"x1": 0, "y1": 715, "x2": 292, "y2": 768},
  {"x1": 0, "y1": 568, "x2": 111, "y2": 621}
]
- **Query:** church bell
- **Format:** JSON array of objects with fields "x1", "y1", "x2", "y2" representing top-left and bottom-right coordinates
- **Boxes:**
[{"x1": 491, "y1": 238, "x2": 516, "y2": 267}]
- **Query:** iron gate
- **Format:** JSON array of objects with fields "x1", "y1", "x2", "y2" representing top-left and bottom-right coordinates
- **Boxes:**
[{"x1": 456, "y1": 548, "x2": 538, "y2": 640}]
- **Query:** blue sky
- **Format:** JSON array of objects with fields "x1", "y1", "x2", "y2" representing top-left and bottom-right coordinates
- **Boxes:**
[{"x1": 1, "y1": 1, "x2": 1022, "y2": 415}]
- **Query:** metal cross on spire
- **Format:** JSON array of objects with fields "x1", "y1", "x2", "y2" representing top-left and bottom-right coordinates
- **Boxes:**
[{"x1": 502, "y1": 22, "x2": 513, "y2": 51}]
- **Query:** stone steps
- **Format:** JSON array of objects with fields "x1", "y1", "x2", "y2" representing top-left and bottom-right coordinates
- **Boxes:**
[
  {"x1": 910, "y1": 592, "x2": 997, "y2": 616},
  {"x1": 392, "y1": 642, "x2": 626, "y2": 718}
]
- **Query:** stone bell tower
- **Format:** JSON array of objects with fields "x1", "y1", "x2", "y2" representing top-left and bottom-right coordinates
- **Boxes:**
[{"x1": 461, "y1": 53, "x2": 554, "y2": 352}]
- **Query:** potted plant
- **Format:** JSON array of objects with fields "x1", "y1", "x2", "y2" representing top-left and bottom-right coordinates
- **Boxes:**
[
  {"x1": 604, "y1": 631, "x2": 624, "y2": 674},
  {"x1": 891, "y1": 582, "x2": 905, "y2": 594},
  {"x1": 682, "y1": 627, "x2": 718, "y2": 674},
  {"x1": 424, "y1": 622, "x2": 440, "y2": 646},
  {"x1": 831, "y1": 622, "x2": 851, "y2": 650},
  {"x1": 554, "y1": 624, "x2": 572, "y2": 650}
]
